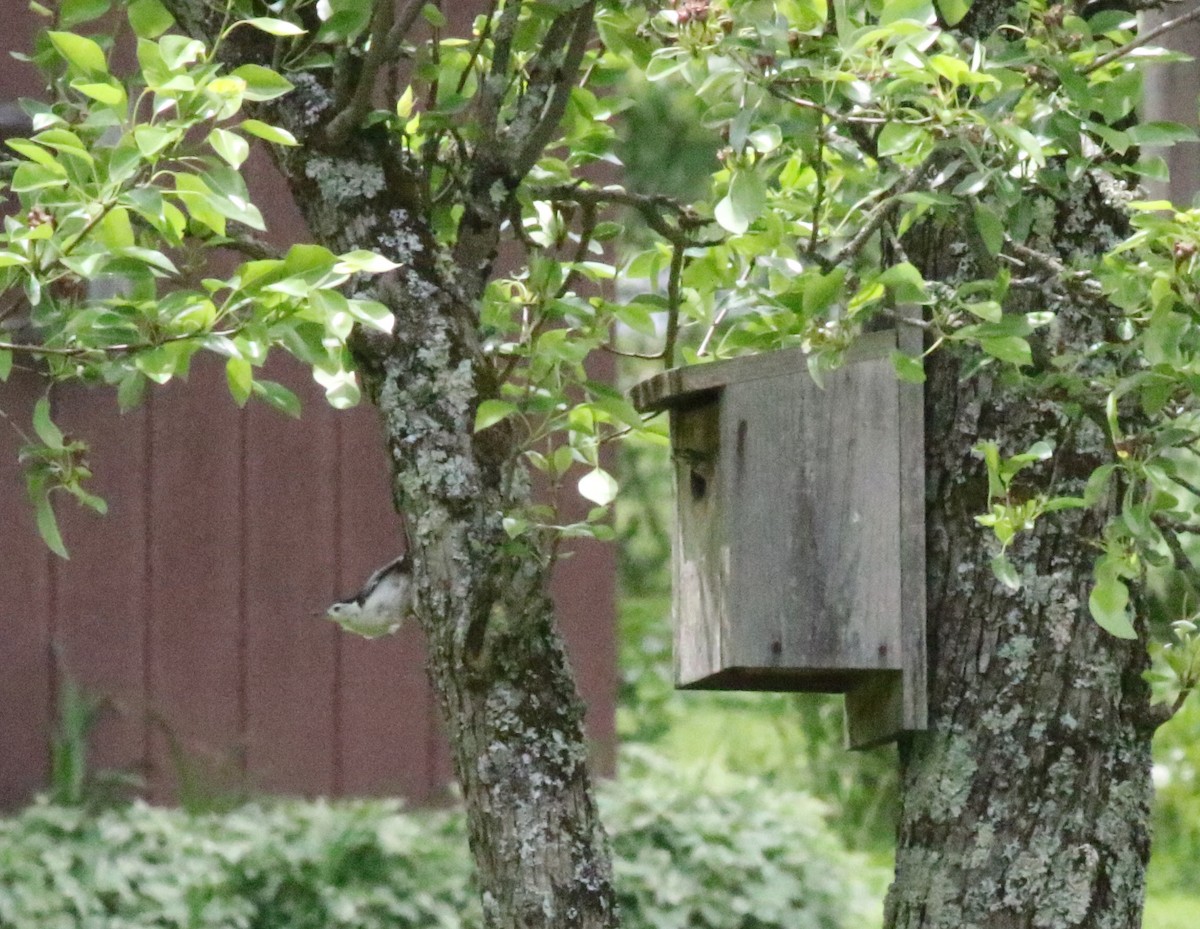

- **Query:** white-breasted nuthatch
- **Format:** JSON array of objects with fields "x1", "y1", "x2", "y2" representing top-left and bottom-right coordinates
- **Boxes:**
[{"x1": 325, "y1": 554, "x2": 413, "y2": 638}]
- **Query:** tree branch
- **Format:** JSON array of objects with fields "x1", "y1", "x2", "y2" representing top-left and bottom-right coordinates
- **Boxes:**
[
  {"x1": 476, "y1": 0, "x2": 523, "y2": 145},
  {"x1": 1085, "y1": 3, "x2": 1200, "y2": 75},
  {"x1": 831, "y1": 154, "x2": 945, "y2": 267},
  {"x1": 510, "y1": 1, "x2": 596, "y2": 176},
  {"x1": 662, "y1": 240, "x2": 685, "y2": 368},
  {"x1": 323, "y1": 0, "x2": 426, "y2": 146},
  {"x1": 1143, "y1": 685, "x2": 1194, "y2": 731},
  {"x1": 533, "y1": 183, "x2": 715, "y2": 246}
]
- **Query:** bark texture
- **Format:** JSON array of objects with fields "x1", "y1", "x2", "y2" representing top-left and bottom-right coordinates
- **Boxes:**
[
  {"x1": 885, "y1": 348, "x2": 1154, "y2": 929},
  {"x1": 886, "y1": 6, "x2": 1157, "y2": 916},
  {"x1": 158, "y1": 3, "x2": 618, "y2": 928}
]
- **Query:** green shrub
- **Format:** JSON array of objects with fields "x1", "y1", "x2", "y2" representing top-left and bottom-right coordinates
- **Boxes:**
[
  {"x1": 608, "y1": 751, "x2": 884, "y2": 929},
  {"x1": 0, "y1": 754, "x2": 883, "y2": 929}
]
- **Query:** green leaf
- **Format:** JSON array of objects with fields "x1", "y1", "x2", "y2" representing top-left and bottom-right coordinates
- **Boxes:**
[
  {"x1": 230, "y1": 64, "x2": 294, "y2": 102},
  {"x1": 0, "y1": 350, "x2": 12, "y2": 381},
  {"x1": 333, "y1": 250, "x2": 400, "y2": 274},
  {"x1": 317, "y1": 0, "x2": 374, "y2": 41},
  {"x1": 346, "y1": 299, "x2": 395, "y2": 333},
  {"x1": 117, "y1": 371, "x2": 147, "y2": 410},
  {"x1": 475, "y1": 400, "x2": 517, "y2": 432},
  {"x1": 71, "y1": 81, "x2": 126, "y2": 107},
  {"x1": 1127, "y1": 121, "x2": 1198, "y2": 146},
  {"x1": 252, "y1": 380, "x2": 302, "y2": 418},
  {"x1": 802, "y1": 268, "x2": 845, "y2": 316},
  {"x1": 748, "y1": 125, "x2": 782, "y2": 154},
  {"x1": 157, "y1": 34, "x2": 205, "y2": 70},
  {"x1": 878, "y1": 262, "x2": 929, "y2": 303},
  {"x1": 880, "y1": 0, "x2": 933, "y2": 25},
  {"x1": 973, "y1": 203, "x2": 1004, "y2": 256},
  {"x1": 226, "y1": 356, "x2": 253, "y2": 407},
  {"x1": 128, "y1": 0, "x2": 174, "y2": 38},
  {"x1": 877, "y1": 123, "x2": 928, "y2": 158},
  {"x1": 1089, "y1": 562, "x2": 1137, "y2": 639},
  {"x1": 1084, "y1": 463, "x2": 1116, "y2": 506},
  {"x1": 35, "y1": 494, "x2": 69, "y2": 560},
  {"x1": 313, "y1": 365, "x2": 361, "y2": 409},
  {"x1": 239, "y1": 119, "x2": 298, "y2": 146},
  {"x1": 890, "y1": 350, "x2": 926, "y2": 384},
  {"x1": 422, "y1": 3, "x2": 447, "y2": 27},
  {"x1": 12, "y1": 162, "x2": 67, "y2": 192},
  {"x1": 207, "y1": 128, "x2": 249, "y2": 168},
  {"x1": 134, "y1": 124, "x2": 177, "y2": 158},
  {"x1": 936, "y1": 0, "x2": 972, "y2": 26},
  {"x1": 239, "y1": 17, "x2": 307, "y2": 37},
  {"x1": 991, "y1": 553, "x2": 1020, "y2": 591},
  {"x1": 47, "y1": 31, "x2": 108, "y2": 75},
  {"x1": 714, "y1": 170, "x2": 766, "y2": 235},
  {"x1": 61, "y1": 0, "x2": 111, "y2": 28},
  {"x1": 979, "y1": 336, "x2": 1032, "y2": 367},
  {"x1": 32, "y1": 398, "x2": 65, "y2": 448},
  {"x1": 578, "y1": 468, "x2": 619, "y2": 507}
]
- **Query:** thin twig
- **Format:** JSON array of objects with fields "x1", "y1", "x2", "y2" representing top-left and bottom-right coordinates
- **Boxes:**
[
  {"x1": 1164, "y1": 471, "x2": 1200, "y2": 502},
  {"x1": 876, "y1": 306, "x2": 936, "y2": 332},
  {"x1": 216, "y1": 233, "x2": 284, "y2": 261},
  {"x1": 599, "y1": 344, "x2": 665, "y2": 360},
  {"x1": 456, "y1": 0, "x2": 499, "y2": 95},
  {"x1": 662, "y1": 241, "x2": 685, "y2": 369},
  {"x1": 831, "y1": 154, "x2": 944, "y2": 267},
  {"x1": 696, "y1": 305, "x2": 729, "y2": 357},
  {"x1": 809, "y1": 125, "x2": 826, "y2": 257},
  {"x1": 765, "y1": 84, "x2": 894, "y2": 125},
  {"x1": 555, "y1": 201, "x2": 597, "y2": 299},
  {"x1": 534, "y1": 183, "x2": 711, "y2": 246},
  {"x1": 0, "y1": 328, "x2": 237, "y2": 358},
  {"x1": 1005, "y1": 240, "x2": 1106, "y2": 300},
  {"x1": 1085, "y1": 4, "x2": 1200, "y2": 75}
]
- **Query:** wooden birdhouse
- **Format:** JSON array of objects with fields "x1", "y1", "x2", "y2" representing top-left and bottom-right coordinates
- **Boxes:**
[{"x1": 629, "y1": 328, "x2": 926, "y2": 749}]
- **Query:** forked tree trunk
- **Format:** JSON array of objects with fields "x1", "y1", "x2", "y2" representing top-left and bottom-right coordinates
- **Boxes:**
[
  {"x1": 270, "y1": 113, "x2": 621, "y2": 929},
  {"x1": 155, "y1": 2, "x2": 620, "y2": 926}
]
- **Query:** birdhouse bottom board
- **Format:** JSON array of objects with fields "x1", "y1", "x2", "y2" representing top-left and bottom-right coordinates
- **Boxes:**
[{"x1": 631, "y1": 330, "x2": 926, "y2": 750}]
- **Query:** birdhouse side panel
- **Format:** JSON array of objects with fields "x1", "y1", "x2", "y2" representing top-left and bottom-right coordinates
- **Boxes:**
[
  {"x1": 722, "y1": 356, "x2": 904, "y2": 678},
  {"x1": 670, "y1": 400, "x2": 727, "y2": 686}
]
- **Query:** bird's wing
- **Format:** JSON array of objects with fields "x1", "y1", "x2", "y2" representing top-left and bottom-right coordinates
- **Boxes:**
[{"x1": 358, "y1": 553, "x2": 408, "y2": 603}]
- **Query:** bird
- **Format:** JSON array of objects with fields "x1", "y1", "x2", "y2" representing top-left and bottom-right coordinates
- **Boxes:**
[{"x1": 324, "y1": 554, "x2": 413, "y2": 638}]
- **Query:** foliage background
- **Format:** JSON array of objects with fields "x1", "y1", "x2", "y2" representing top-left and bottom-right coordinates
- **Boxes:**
[{"x1": 0, "y1": 751, "x2": 883, "y2": 929}]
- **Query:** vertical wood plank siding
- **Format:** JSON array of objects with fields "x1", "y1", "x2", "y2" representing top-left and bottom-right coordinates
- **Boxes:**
[
  {"x1": 1, "y1": 355, "x2": 616, "y2": 810},
  {"x1": 0, "y1": 3, "x2": 615, "y2": 807}
]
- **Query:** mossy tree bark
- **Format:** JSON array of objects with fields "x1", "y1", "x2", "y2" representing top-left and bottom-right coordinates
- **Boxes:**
[
  {"x1": 885, "y1": 5, "x2": 1158, "y2": 927},
  {"x1": 159, "y1": 3, "x2": 617, "y2": 928}
]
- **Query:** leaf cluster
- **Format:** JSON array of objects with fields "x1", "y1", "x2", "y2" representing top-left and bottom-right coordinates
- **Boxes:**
[
  {"x1": 1, "y1": 3, "x2": 396, "y2": 554},
  {"x1": 0, "y1": 753, "x2": 882, "y2": 929}
]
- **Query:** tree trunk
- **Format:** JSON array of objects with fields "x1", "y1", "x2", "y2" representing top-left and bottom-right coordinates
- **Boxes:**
[
  {"x1": 155, "y1": 3, "x2": 620, "y2": 927},
  {"x1": 887, "y1": 49, "x2": 1156, "y2": 927},
  {"x1": 884, "y1": 348, "x2": 1154, "y2": 929},
  {"x1": 270, "y1": 111, "x2": 621, "y2": 929}
]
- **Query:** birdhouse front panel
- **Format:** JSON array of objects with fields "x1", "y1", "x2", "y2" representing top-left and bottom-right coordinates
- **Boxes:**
[
  {"x1": 632, "y1": 327, "x2": 926, "y2": 749},
  {"x1": 717, "y1": 351, "x2": 904, "y2": 684}
]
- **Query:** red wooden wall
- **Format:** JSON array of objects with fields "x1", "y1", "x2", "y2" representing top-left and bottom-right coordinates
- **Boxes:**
[{"x1": 0, "y1": 4, "x2": 615, "y2": 810}]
